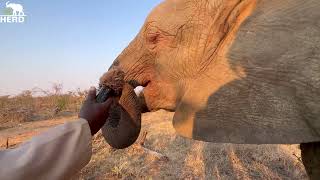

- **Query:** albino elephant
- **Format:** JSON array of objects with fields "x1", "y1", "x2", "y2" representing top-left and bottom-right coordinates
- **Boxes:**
[{"x1": 100, "y1": 0, "x2": 320, "y2": 178}]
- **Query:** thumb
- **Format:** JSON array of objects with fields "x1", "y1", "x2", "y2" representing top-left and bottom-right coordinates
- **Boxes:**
[{"x1": 86, "y1": 86, "x2": 97, "y2": 102}]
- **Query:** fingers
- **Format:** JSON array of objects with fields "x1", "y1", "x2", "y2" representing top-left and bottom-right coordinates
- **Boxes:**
[{"x1": 86, "y1": 86, "x2": 97, "y2": 102}]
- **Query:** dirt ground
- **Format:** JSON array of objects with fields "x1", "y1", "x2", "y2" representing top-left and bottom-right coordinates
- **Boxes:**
[{"x1": 0, "y1": 110, "x2": 308, "y2": 179}]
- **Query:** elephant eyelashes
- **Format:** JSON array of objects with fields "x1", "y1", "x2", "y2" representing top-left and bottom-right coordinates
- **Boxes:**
[
  {"x1": 147, "y1": 33, "x2": 160, "y2": 44},
  {"x1": 146, "y1": 32, "x2": 170, "y2": 51}
]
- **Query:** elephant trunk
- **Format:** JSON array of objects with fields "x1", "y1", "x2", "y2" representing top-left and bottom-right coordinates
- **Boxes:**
[{"x1": 99, "y1": 69, "x2": 141, "y2": 149}]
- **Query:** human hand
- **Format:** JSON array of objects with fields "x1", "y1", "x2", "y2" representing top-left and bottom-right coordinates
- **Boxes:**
[{"x1": 79, "y1": 87, "x2": 113, "y2": 135}]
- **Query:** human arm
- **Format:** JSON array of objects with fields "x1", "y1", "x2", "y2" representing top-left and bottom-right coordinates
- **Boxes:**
[{"x1": 0, "y1": 87, "x2": 112, "y2": 180}]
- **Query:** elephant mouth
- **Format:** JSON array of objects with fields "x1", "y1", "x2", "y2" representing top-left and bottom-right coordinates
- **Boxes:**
[
  {"x1": 109, "y1": 67, "x2": 168, "y2": 112},
  {"x1": 107, "y1": 66, "x2": 151, "y2": 97},
  {"x1": 128, "y1": 79, "x2": 151, "y2": 112},
  {"x1": 128, "y1": 76, "x2": 177, "y2": 112},
  {"x1": 128, "y1": 79, "x2": 150, "y2": 90}
]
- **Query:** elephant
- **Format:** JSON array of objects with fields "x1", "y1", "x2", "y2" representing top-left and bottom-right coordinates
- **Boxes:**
[
  {"x1": 5, "y1": 1, "x2": 24, "y2": 16},
  {"x1": 100, "y1": 0, "x2": 320, "y2": 179}
]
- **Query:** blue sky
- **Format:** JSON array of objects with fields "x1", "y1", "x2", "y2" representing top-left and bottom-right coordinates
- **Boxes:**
[{"x1": 0, "y1": 0, "x2": 163, "y2": 95}]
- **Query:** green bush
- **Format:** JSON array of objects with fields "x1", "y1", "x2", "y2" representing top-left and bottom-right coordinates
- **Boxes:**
[
  {"x1": 55, "y1": 95, "x2": 69, "y2": 113},
  {"x1": 3, "y1": 8, "x2": 12, "y2": 15}
]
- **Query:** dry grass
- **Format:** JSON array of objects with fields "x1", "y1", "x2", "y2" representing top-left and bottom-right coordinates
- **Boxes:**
[
  {"x1": 76, "y1": 110, "x2": 308, "y2": 179},
  {"x1": 0, "y1": 85, "x2": 86, "y2": 130},
  {"x1": 0, "y1": 89, "x2": 308, "y2": 179}
]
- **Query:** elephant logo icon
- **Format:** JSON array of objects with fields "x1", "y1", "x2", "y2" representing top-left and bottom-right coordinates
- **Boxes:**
[
  {"x1": 5, "y1": 1, "x2": 24, "y2": 16},
  {"x1": 0, "y1": 1, "x2": 26, "y2": 23}
]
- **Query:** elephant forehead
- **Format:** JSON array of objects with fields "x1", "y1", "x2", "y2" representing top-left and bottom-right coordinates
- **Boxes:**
[{"x1": 145, "y1": 0, "x2": 196, "y2": 31}]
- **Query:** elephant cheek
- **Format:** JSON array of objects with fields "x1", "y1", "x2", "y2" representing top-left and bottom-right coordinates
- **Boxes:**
[
  {"x1": 101, "y1": 84, "x2": 141, "y2": 149},
  {"x1": 143, "y1": 80, "x2": 177, "y2": 111}
]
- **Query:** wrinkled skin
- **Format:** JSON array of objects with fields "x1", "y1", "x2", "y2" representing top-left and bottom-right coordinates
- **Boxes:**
[
  {"x1": 110, "y1": 0, "x2": 257, "y2": 112},
  {"x1": 103, "y1": 0, "x2": 320, "y2": 178},
  {"x1": 101, "y1": 83, "x2": 141, "y2": 149}
]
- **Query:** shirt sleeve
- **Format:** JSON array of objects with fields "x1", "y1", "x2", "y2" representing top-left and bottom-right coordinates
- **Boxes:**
[{"x1": 0, "y1": 118, "x2": 92, "y2": 180}]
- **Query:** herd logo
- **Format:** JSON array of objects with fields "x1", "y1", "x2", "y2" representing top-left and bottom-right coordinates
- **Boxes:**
[{"x1": 0, "y1": 1, "x2": 26, "y2": 23}]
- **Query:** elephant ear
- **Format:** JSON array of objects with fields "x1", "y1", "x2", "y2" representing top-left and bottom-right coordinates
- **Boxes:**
[{"x1": 173, "y1": 0, "x2": 320, "y2": 144}]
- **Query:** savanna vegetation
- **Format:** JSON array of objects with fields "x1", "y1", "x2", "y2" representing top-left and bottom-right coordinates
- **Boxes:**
[
  {"x1": 0, "y1": 84, "x2": 308, "y2": 179},
  {"x1": 0, "y1": 83, "x2": 86, "y2": 130}
]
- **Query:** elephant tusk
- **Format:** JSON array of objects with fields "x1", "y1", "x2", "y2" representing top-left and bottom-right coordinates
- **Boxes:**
[{"x1": 134, "y1": 86, "x2": 144, "y2": 97}]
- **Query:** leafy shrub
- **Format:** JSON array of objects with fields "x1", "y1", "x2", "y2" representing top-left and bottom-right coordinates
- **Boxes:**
[
  {"x1": 0, "y1": 84, "x2": 86, "y2": 129},
  {"x1": 54, "y1": 95, "x2": 69, "y2": 114},
  {"x1": 3, "y1": 8, "x2": 12, "y2": 15}
]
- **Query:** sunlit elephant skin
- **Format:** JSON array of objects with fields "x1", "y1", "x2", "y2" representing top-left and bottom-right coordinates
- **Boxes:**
[{"x1": 102, "y1": 0, "x2": 320, "y2": 178}]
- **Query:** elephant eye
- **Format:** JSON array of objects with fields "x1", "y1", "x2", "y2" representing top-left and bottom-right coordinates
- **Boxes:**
[{"x1": 146, "y1": 32, "x2": 161, "y2": 44}]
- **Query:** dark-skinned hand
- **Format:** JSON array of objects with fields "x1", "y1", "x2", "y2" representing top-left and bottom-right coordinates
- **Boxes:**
[{"x1": 79, "y1": 87, "x2": 113, "y2": 135}]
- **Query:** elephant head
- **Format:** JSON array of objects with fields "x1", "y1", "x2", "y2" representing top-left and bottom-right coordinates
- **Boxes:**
[{"x1": 101, "y1": 0, "x2": 320, "y2": 148}]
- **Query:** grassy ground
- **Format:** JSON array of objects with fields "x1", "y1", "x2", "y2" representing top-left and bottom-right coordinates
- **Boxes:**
[
  {"x1": 76, "y1": 110, "x2": 308, "y2": 179},
  {"x1": 0, "y1": 92, "x2": 308, "y2": 179}
]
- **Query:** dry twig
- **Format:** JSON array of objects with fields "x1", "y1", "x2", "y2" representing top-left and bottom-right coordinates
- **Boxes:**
[
  {"x1": 6, "y1": 137, "x2": 9, "y2": 149},
  {"x1": 134, "y1": 131, "x2": 169, "y2": 162},
  {"x1": 293, "y1": 153, "x2": 303, "y2": 163}
]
